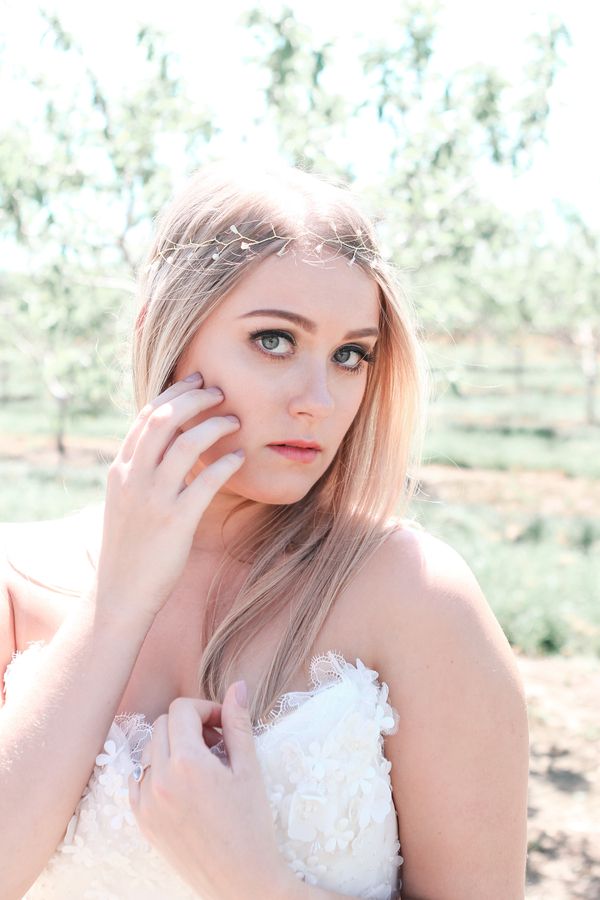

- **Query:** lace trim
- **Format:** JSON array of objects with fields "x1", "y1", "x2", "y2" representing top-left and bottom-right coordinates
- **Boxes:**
[
  {"x1": 208, "y1": 650, "x2": 399, "y2": 765},
  {"x1": 254, "y1": 649, "x2": 370, "y2": 735},
  {"x1": 5, "y1": 643, "x2": 399, "y2": 757},
  {"x1": 111, "y1": 713, "x2": 155, "y2": 763}
]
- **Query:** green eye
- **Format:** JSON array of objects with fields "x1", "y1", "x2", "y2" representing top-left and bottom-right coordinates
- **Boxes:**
[
  {"x1": 256, "y1": 332, "x2": 290, "y2": 354},
  {"x1": 248, "y1": 329, "x2": 375, "y2": 375}
]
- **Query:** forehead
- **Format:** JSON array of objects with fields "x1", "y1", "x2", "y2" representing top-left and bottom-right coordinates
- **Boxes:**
[{"x1": 215, "y1": 251, "x2": 381, "y2": 324}]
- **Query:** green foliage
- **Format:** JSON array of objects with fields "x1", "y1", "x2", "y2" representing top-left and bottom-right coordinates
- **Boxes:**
[
  {"x1": 0, "y1": 14, "x2": 219, "y2": 448},
  {"x1": 0, "y1": 4, "x2": 587, "y2": 435},
  {"x1": 414, "y1": 495, "x2": 600, "y2": 659},
  {"x1": 241, "y1": 6, "x2": 353, "y2": 179}
]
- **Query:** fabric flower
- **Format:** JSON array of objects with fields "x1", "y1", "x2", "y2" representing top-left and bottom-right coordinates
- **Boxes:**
[
  {"x1": 355, "y1": 776, "x2": 393, "y2": 829},
  {"x1": 347, "y1": 764, "x2": 377, "y2": 797},
  {"x1": 287, "y1": 788, "x2": 337, "y2": 842},
  {"x1": 305, "y1": 739, "x2": 343, "y2": 782},
  {"x1": 323, "y1": 816, "x2": 355, "y2": 853},
  {"x1": 280, "y1": 738, "x2": 309, "y2": 785},
  {"x1": 102, "y1": 798, "x2": 136, "y2": 831},
  {"x1": 286, "y1": 854, "x2": 323, "y2": 885},
  {"x1": 98, "y1": 766, "x2": 124, "y2": 798},
  {"x1": 95, "y1": 739, "x2": 121, "y2": 768}
]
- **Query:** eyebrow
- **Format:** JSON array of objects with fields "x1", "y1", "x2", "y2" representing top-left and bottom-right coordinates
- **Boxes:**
[{"x1": 237, "y1": 308, "x2": 379, "y2": 340}]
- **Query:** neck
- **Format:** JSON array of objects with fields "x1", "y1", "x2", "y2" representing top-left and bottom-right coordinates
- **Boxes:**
[{"x1": 188, "y1": 491, "x2": 266, "y2": 557}]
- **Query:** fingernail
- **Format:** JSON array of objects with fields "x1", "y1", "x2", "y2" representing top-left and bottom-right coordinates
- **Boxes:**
[
  {"x1": 235, "y1": 679, "x2": 248, "y2": 708},
  {"x1": 184, "y1": 372, "x2": 203, "y2": 382}
]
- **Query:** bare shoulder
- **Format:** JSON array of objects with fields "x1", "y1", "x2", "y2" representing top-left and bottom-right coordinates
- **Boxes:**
[
  {"x1": 370, "y1": 520, "x2": 477, "y2": 600},
  {"x1": 1, "y1": 504, "x2": 104, "y2": 647},
  {"x1": 367, "y1": 523, "x2": 523, "y2": 685},
  {"x1": 367, "y1": 524, "x2": 529, "y2": 899},
  {"x1": 367, "y1": 521, "x2": 526, "y2": 723},
  {"x1": 2, "y1": 506, "x2": 101, "y2": 583}
]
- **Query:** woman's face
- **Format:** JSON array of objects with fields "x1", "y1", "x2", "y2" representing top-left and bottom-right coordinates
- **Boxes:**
[{"x1": 174, "y1": 250, "x2": 381, "y2": 505}]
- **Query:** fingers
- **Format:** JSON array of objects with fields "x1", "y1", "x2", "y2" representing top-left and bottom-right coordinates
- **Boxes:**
[
  {"x1": 114, "y1": 369, "x2": 246, "y2": 531},
  {"x1": 139, "y1": 390, "x2": 232, "y2": 474},
  {"x1": 177, "y1": 447, "x2": 245, "y2": 519},
  {"x1": 167, "y1": 698, "x2": 224, "y2": 762},
  {"x1": 129, "y1": 700, "x2": 223, "y2": 804},
  {"x1": 119, "y1": 374, "x2": 203, "y2": 464},
  {"x1": 158, "y1": 414, "x2": 241, "y2": 493},
  {"x1": 123, "y1": 387, "x2": 228, "y2": 475},
  {"x1": 149, "y1": 713, "x2": 170, "y2": 771}
]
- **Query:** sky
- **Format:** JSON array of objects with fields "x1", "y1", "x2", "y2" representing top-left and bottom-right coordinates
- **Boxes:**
[{"x1": 1, "y1": 0, "x2": 599, "y2": 234}]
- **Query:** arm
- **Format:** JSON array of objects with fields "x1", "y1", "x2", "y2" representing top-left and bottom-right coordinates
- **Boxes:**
[
  {"x1": 372, "y1": 529, "x2": 530, "y2": 900},
  {"x1": 0, "y1": 584, "x2": 155, "y2": 899},
  {"x1": 0, "y1": 374, "x2": 242, "y2": 897}
]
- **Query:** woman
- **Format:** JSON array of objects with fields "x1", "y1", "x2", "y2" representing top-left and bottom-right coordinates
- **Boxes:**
[{"x1": 0, "y1": 161, "x2": 529, "y2": 899}]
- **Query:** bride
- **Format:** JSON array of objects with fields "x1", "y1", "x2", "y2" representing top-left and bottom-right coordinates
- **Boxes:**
[{"x1": 0, "y1": 160, "x2": 529, "y2": 899}]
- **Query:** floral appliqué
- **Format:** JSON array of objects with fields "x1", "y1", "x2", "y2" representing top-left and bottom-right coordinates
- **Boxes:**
[{"x1": 6, "y1": 644, "x2": 403, "y2": 899}]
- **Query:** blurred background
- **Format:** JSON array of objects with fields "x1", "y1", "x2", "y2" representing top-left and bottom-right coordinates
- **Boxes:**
[{"x1": 1, "y1": 1, "x2": 598, "y2": 895}]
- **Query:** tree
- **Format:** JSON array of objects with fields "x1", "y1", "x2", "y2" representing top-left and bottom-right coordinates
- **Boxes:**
[
  {"x1": 550, "y1": 206, "x2": 600, "y2": 424},
  {"x1": 1, "y1": 3, "x2": 576, "y2": 451},
  {"x1": 242, "y1": 2, "x2": 571, "y2": 338},
  {"x1": 0, "y1": 14, "x2": 216, "y2": 451}
]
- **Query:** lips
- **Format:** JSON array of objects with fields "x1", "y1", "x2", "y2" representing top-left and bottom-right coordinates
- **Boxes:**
[
  {"x1": 268, "y1": 441, "x2": 321, "y2": 463},
  {"x1": 269, "y1": 440, "x2": 323, "y2": 451}
]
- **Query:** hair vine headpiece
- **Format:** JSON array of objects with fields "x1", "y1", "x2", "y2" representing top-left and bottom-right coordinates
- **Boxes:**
[{"x1": 146, "y1": 220, "x2": 382, "y2": 273}]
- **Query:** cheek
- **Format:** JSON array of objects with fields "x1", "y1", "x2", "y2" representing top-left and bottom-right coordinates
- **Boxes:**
[
  {"x1": 182, "y1": 340, "x2": 268, "y2": 395},
  {"x1": 339, "y1": 381, "x2": 366, "y2": 423}
]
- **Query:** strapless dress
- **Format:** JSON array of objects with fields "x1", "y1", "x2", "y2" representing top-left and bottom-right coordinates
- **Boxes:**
[{"x1": 4, "y1": 642, "x2": 403, "y2": 899}]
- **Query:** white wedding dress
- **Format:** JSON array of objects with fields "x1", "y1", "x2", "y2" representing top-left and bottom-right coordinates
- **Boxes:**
[{"x1": 4, "y1": 643, "x2": 403, "y2": 899}]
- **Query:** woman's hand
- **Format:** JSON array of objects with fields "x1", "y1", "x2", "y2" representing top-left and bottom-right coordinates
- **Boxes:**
[
  {"x1": 127, "y1": 681, "x2": 298, "y2": 900},
  {"x1": 93, "y1": 371, "x2": 244, "y2": 626}
]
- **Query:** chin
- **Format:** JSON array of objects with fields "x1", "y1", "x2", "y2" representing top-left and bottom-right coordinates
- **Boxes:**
[{"x1": 232, "y1": 472, "x2": 320, "y2": 506}]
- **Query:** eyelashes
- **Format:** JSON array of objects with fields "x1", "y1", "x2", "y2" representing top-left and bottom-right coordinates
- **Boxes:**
[{"x1": 248, "y1": 329, "x2": 376, "y2": 376}]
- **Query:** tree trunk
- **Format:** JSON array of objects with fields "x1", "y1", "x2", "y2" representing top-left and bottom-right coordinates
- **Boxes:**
[
  {"x1": 584, "y1": 362, "x2": 597, "y2": 426},
  {"x1": 572, "y1": 321, "x2": 598, "y2": 426},
  {"x1": 55, "y1": 394, "x2": 68, "y2": 456},
  {"x1": 0, "y1": 357, "x2": 9, "y2": 402},
  {"x1": 514, "y1": 339, "x2": 525, "y2": 392}
]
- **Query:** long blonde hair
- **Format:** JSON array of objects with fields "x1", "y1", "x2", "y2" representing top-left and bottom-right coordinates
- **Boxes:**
[{"x1": 131, "y1": 160, "x2": 430, "y2": 723}]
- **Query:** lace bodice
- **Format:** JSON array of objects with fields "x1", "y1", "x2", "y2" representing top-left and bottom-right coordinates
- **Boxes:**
[{"x1": 4, "y1": 642, "x2": 403, "y2": 899}]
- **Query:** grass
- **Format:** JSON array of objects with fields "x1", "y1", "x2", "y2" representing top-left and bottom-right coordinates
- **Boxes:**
[
  {"x1": 423, "y1": 421, "x2": 599, "y2": 477},
  {"x1": 411, "y1": 498, "x2": 600, "y2": 658}
]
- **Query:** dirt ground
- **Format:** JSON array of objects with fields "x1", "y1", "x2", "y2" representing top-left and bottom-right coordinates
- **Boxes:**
[
  {"x1": 516, "y1": 652, "x2": 600, "y2": 899},
  {"x1": 418, "y1": 464, "x2": 600, "y2": 520}
]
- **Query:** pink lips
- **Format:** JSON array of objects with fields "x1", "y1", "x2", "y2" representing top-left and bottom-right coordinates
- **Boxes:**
[{"x1": 268, "y1": 444, "x2": 321, "y2": 463}]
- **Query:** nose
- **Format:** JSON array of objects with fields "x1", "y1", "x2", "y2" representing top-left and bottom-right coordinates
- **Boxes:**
[{"x1": 287, "y1": 360, "x2": 335, "y2": 419}]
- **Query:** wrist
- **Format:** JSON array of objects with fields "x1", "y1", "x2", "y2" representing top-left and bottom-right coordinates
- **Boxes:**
[{"x1": 83, "y1": 582, "x2": 157, "y2": 638}]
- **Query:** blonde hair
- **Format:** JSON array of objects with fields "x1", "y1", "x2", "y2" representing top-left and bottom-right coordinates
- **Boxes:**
[{"x1": 131, "y1": 159, "x2": 430, "y2": 724}]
